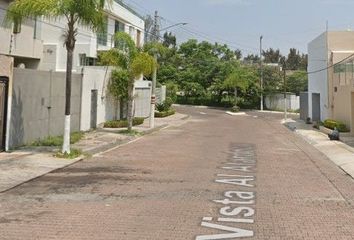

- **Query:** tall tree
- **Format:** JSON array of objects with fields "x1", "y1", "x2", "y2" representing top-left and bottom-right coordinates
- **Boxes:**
[
  {"x1": 243, "y1": 54, "x2": 260, "y2": 64},
  {"x1": 223, "y1": 65, "x2": 257, "y2": 107},
  {"x1": 7, "y1": 0, "x2": 110, "y2": 154},
  {"x1": 263, "y1": 48, "x2": 282, "y2": 64},
  {"x1": 286, "y1": 48, "x2": 302, "y2": 70},
  {"x1": 162, "y1": 32, "x2": 177, "y2": 48},
  {"x1": 100, "y1": 32, "x2": 156, "y2": 131}
]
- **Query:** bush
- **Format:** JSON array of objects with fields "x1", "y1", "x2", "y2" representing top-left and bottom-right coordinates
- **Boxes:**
[
  {"x1": 156, "y1": 97, "x2": 174, "y2": 112},
  {"x1": 323, "y1": 119, "x2": 349, "y2": 132},
  {"x1": 55, "y1": 148, "x2": 82, "y2": 159},
  {"x1": 104, "y1": 117, "x2": 145, "y2": 128},
  {"x1": 231, "y1": 106, "x2": 240, "y2": 113},
  {"x1": 155, "y1": 109, "x2": 176, "y2": 118},
  {"x1": 31, "y1": 132, "x2": 84, "y2": 147}
]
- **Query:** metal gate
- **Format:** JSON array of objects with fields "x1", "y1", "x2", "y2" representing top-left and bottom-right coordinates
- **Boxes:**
[
  {"x1": 0, "y1": 77, "x2": 8, "y2": 151},
  {"x1": 312, "y1": 93, "x2": 321, "y2": 122},
  {"x1": 300, "y1": 92, "x2": 309, "y2": 121},
  {"x1": 90, "y1": 90, "x2": 98, "y2": 129}
]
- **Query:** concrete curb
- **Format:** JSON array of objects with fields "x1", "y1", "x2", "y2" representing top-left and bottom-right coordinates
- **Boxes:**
[{"x1": 283, "y1": 120, "x2": 354, "y2": 179}]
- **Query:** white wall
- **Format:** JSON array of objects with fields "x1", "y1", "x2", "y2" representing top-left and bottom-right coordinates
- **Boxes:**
[
  {"x1": 80, "y1": 66, "x2": 115, "y2": 131},
  {"x1": 308, "y1": 32, "x2": 329, "y2": 121},
  {"x1": 265, "y1": 94, "x2": 300, "y2": 111}
]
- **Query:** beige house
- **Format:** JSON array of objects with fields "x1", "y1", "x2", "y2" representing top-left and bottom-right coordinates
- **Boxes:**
[{"x1": 308, "y1": 31, "x2": 354, "y2": 134}]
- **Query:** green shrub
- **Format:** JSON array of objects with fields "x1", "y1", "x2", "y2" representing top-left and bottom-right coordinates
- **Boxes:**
[
  {"x1": 323, "y1": 119, "x2": 349, "y2": 132},
  {"x1": 156, "y1": 97, "x2": 174, "y2": 112},
  {"x1": 155, "y1": 109, "x2": 176, "y2": 118},
  {"x1": 104, "y1": 117, "x2": 145, "y2": 128},
  {"x1": 55, "y1": 148, "x2": 82, "y2": 159},
  {"x1": 31, "y1": 132, "x2": 84, "y2": 147},
  {"x1": 231, "y1": 106, "x2": 240, "y2": 113}
]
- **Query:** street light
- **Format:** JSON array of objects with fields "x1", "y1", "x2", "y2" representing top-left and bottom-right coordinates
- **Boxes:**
[
  {"x1": 149, "y1": 21, "x2": 188, "y2": 129},
  {"x1": 160, "y1": 23, "x2": 188, "y2": 32}
]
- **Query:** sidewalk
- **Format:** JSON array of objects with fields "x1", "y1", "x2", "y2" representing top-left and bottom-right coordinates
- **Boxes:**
[
  {"x1": 284, "y1": 118, "x2": 354, "y2": 179},
  {"x1": 0, "y1": 113, "x2": 189, "y2": 193}
]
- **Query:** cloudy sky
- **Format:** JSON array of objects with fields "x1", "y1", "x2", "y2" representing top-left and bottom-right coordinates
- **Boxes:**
[{"x1": 125, "y1": 0, "x2": 354, "y2": 56}]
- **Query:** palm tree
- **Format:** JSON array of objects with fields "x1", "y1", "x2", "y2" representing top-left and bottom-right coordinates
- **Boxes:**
[
  {"x1": 100, "y1": 32, "x2": 156, "y2": 131},
  {"x1": 6, "y1": 0, "x2": 111, "y2": 154}
]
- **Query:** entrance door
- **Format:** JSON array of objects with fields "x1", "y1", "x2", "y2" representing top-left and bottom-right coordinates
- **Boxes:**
[
  {"x1": 312, "y1": 93, "x2": 321, "y2": 121},
  {"x1": 0, "y1": 77, "x2": 8, "y2": 151},
  {"x1": 90, "y1": 90, "x2": 98, "y2": 129}
]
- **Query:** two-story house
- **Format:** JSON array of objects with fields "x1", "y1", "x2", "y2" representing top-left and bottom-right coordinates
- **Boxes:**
[{"x1": 0, "y1": 0, "x2": 145, "y2": 71}]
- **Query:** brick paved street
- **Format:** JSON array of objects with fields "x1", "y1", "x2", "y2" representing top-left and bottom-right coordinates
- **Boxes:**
[{"x1": 1, "y1": 106, "x2": 354, "y2": 239}]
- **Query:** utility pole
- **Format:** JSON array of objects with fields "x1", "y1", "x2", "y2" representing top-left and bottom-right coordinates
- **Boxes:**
[
  {"x1": 149, "y1": 10, "x2": 159, "y2": 128},
  {"x1": 283, "y1": 65, "x2": 287, "y2": 120},
  {"x1": 260, "y1": 35, "x2": 264, "y2": 111}
]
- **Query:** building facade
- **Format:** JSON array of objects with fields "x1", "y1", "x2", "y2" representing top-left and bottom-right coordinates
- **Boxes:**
[
  {"x1": 308, "y1": 31, "x2": 354, "y2": 133},
  {"x1": 0, "y1": 0, "x2": 145, "y2": 71}
]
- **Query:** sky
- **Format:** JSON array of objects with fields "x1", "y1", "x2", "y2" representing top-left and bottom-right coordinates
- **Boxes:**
[{"x1": 123, "y1": 0, "x2": 354, "y2": 57}]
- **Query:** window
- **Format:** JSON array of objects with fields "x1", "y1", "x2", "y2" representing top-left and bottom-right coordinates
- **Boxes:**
[
  {"x1": 129, "y1": 26, "x2": 135, "y2": 37},
  {"x1": 115, "y1": 20, "x2": 125, "y2": 33},
  {"x1": 79, "y1": 54, "x2": 97, "y2": 66},
  {"x1": 97, "y1": 18, "x2": 108, "y2": 46}
]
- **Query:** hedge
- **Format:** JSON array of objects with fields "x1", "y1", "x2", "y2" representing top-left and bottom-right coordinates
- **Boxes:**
[
  {"x1": 155, "y1": 109, "x2": 176, "y2": 118},
  {"x1": 323, "y1": 119, "x2": 349, "y2": 132},
  {"x1": 104, "y1": 117, "x2": 145, "y2": 128}
]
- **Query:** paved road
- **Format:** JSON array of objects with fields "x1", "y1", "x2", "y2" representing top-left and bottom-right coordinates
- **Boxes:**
[{"x1": 1, "y1": 106, "x2": 354, "y2": 239}]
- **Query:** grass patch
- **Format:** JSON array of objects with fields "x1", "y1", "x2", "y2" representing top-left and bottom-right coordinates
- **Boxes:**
[
  {"x1": 117, "y1": 129, "x2": 143, "y2": 136},
  {"x1": 155, "y1": 109, "x2": 176, "y2": 118},
  {"x1": 31, "y1": 132, "x2": 84, "y2": 147},
  {"x1": 104, "y1": 117, "x2": 145, "y2": 128},
  {"x1": 55, "y1": 148, "x2": 82, "y2": 159}
]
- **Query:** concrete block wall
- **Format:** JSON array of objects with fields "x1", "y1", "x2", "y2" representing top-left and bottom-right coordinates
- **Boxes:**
[{"x1": 10, "y1": 68, "x2": 82, "y2": 148}]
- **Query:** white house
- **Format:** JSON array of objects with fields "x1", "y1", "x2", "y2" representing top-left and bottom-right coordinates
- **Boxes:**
[
  {"x1": 0, "y1": 0, "x2": 43, "y2": 68},
  {"x1": 0, "y1": 0, "x2": 145, "y2": 71},
  {"x1": 308, "y1": 31, "x2": 354, "y2": 122},
  {"x1": 39, "y1": 0, "x2": 145, "y2": 71}
]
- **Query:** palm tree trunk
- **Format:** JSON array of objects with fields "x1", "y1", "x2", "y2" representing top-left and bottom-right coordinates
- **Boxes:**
[
  {"x1": 62, "y1": 18, "x2": 76, "y2": 154},
  {"x1": 127, "y1": 81, "x2": 134, "y2": 131}
]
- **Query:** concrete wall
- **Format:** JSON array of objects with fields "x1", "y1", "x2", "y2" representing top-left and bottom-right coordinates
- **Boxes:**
[
  {"x1": 308, "y1": 32, "x2": 329, "y2": 121},
  {"x1": 134, "y1": 80, "x2": 151, "y2": 118},
  {"x1": 80, "y1": 66, "x2": 116, "y2": 131},
  {"x1": 265, "y1": 94, "x2": 300, "y2": 111},
  {"x1": 156, "y1": 86, "x2": 166, "y2": 104},
  {"x1": 80, "y1": 67, "x2": 152, "y2": 131},
  {"x1": 10, "y1": 68, "x2": 82, "y2": 148}
]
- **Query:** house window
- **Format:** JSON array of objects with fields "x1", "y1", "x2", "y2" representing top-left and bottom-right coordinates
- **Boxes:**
[
  {"x1": 129, "y1": 26, "x2": 135, "y2": 37},
  {"x1": 79, "y1": 54, "x2": 97, "y2": 66},
  {"x1": 115, "y1": 20, "x2": 125, "y2": 33},
  {"x1": 97, "y1": 18, "x2": 108, "y2": 46}
]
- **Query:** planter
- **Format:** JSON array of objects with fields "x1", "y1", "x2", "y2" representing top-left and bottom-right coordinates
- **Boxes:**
[{"x1": 319, "y1": 126, "x2": 352, "y2": 137}]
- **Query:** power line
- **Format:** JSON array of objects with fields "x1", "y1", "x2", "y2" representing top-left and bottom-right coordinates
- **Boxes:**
[{"x1": 308, "y1": 53, "x2": 354, "y2": 74}]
